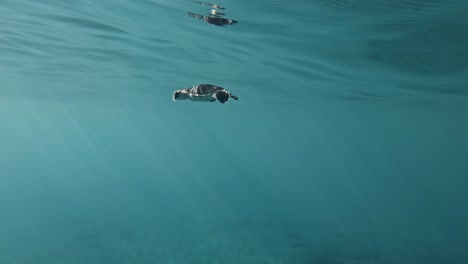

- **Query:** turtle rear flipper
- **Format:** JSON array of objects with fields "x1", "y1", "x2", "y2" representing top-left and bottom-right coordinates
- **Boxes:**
[{"x1": 215, "y1": 91, "x2": 229, "y2": 103}]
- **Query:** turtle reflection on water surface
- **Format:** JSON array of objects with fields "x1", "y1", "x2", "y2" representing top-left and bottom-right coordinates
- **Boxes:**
[
  {"x1": 188, "y1": 1, "x2": 237, "y2": 26},
  {"x1": 188, "y1": 12, "x2": 237, "y2": 26}
]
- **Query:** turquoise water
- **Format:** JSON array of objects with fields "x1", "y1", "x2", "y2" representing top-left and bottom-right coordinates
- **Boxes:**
[{"x1": 1, "y1": 0, "x2": 468, "y2": 263}]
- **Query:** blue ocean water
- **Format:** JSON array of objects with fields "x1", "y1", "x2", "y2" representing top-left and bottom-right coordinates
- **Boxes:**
[{"x1": 1, "y1": 0, "x2": 468, "y2": 263}]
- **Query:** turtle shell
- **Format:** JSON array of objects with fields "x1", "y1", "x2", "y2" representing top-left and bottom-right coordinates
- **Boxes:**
[{"x1": 191, "y1": 84, "x2": 225, "y2": 96}]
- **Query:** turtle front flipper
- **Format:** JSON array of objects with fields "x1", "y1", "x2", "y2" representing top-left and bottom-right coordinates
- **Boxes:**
[
  {"x1": 215, "y1": 91, "x2": 229, "y2": 103},
  {"x1": 229, "y1": 93, "x2": 238, "y2": 100}
]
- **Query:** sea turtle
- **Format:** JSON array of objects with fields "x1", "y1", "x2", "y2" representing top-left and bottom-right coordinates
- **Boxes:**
[{"x1": 172, "y1": 84, "x2": 238, "y2": 104}]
